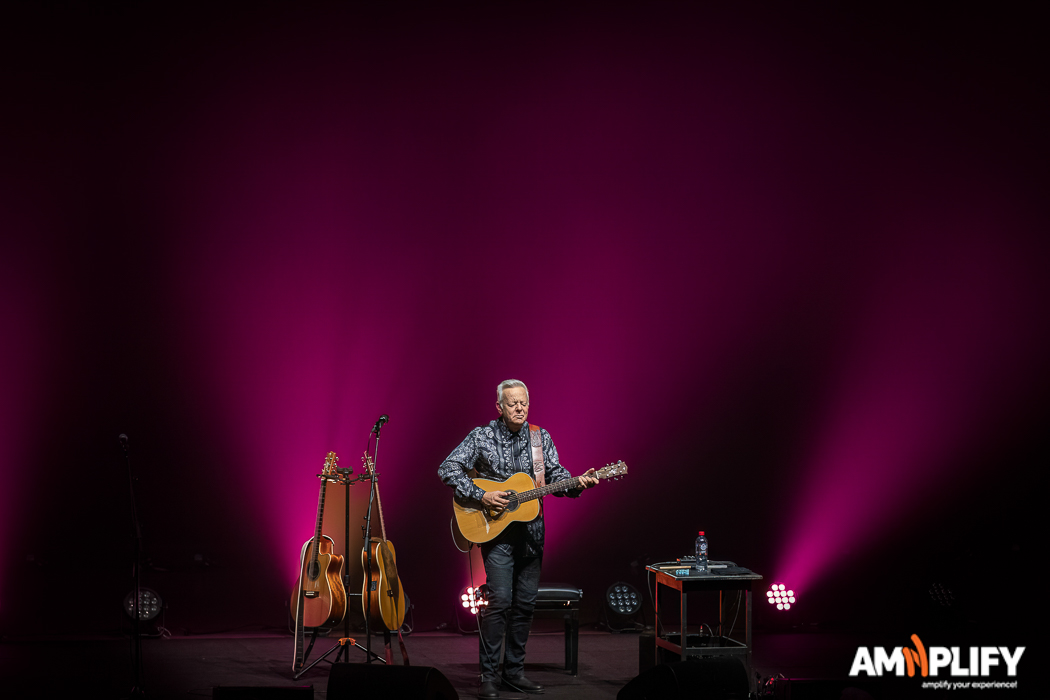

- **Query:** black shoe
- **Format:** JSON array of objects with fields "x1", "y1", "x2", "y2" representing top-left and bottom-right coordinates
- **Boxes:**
[
  {"x1": 479, "y1": 680, "x2": 500, "y2": 699},
  {"x1": 502, "y1": 676, "x2": 545, "y2": 694}
]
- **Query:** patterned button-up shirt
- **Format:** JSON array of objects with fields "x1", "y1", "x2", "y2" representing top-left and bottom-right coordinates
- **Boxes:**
[{"x1": 438, "y1": 418, "x2": 579, "y2": 556}]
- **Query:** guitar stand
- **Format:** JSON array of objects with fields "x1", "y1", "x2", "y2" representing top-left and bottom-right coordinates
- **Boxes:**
[
  {"x1": 294, "y1": 421, "x2": 397, "y2": 679},
  {"x1": 293, "y1": 634, "x2": 385, "y2": 679}
]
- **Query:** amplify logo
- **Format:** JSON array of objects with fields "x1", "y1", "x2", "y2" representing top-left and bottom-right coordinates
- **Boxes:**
[{"x1": 850, "y1": 634, "x2": 1024, "y2": 678}]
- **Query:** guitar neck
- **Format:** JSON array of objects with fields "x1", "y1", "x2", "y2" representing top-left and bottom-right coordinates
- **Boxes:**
[
  {"x1": 310, "y1": 452, "x2": 337, "y2": 564},
  {"x1": 310, "y1": 479, "x2": 327, "y2": 562},
  {"x1": 363, "y1": 451, "x2": 387, "y2": 541},
  {"x1": 512, "y1": 475, "x2": 588, "y2": 504}
]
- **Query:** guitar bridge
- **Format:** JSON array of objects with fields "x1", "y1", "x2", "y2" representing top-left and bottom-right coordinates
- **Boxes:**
[{"x1": 304, "y1": 591, "x2": 319, "y2": 599}]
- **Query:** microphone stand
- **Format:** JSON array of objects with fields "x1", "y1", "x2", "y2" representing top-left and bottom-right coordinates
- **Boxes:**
[
  {"x1": 121, "y1": 435, "x2": 145, "y2": 699},
  {"x1": 361, "y1": 419, "x2": 383, "y2": 663}
]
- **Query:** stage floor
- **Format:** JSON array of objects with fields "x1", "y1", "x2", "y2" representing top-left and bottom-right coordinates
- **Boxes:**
[{"x1": 0, "y1": 627, "x2": 1025, "y2": 699}]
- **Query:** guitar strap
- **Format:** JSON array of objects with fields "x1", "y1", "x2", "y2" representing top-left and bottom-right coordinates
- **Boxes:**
[
  {"x1": 397, "y1": 627, "x2": 411, "y2": 666},
  {"x1": 528, "y1": 424, "x2": 546, "y2": 488},
  {"x1": 292, "y1": 581, "x2": 305, "y2": 670},
  {"x1": 529, "y1": 424, "x2": 546, "y2": 516}
]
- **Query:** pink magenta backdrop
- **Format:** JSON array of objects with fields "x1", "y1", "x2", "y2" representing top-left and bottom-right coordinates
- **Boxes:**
[{"x1": 0, "y1": 5, "x2": 1046, "y2": 630}]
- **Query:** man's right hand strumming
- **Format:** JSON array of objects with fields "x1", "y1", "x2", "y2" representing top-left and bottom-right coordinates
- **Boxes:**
[{"x1": 481, "y1": 490, "x2": 509, "y2": 511}]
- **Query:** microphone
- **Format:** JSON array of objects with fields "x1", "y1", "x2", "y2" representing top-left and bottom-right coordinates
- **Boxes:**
[
  {"x1": 372, "y1": 414, "x2": 389, "y2": 434},
  {"x1": 119, "y1": 433, "x2": 129, "y2": 446}
]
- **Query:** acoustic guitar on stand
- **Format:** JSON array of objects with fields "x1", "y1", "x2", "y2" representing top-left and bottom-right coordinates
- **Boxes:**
[
  {"x1": 452, "y1": 461, "x2": 628, "y2": 545},
  {"x1": 291, "y1": 451, "x2": 347, "y2": 671},
  {"x1": 361, "y1": 452, "x2": 407, "y2": 633}
]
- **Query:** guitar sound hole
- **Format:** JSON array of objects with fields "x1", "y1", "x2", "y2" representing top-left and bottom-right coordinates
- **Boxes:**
[{"x1": 486, "y1": 491, "x2": 519, "y2": 520}]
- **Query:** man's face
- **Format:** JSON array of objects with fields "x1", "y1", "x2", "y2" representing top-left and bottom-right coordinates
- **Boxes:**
[{"x1": 497, "y1": 386, "x2": 529, "y2": 433}]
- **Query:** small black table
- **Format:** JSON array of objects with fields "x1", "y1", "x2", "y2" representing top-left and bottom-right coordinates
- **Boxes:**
[{"x1": 646, "y1": 561, "x2": 763, "y2": 694}]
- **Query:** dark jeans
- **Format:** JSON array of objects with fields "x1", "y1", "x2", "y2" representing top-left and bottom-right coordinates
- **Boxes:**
[{"x1": 478, "y1": 532, "x2": 542, "y2": 682}]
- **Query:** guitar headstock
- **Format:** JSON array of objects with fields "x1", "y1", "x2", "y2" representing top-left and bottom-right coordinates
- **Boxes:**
[
  {"x1": 361, "y1": 451, "x2": 375, "y2": 475},
  {"x1": 322, "y1": 451, "x2": 339, "y2": 476},
  {"x1": 596, "y1": 461, "x2": 628, "y2": 480}
]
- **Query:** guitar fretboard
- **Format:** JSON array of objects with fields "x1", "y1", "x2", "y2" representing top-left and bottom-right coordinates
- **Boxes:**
[
  {"x1": 310, "y1": 481, "x2": 327, "y2": 565},
  {"x1": 509, "y1": 475, "x2": 588, "y2": 504},
  {"x1": 310, "y1": 453, "x2": 336, "y2": 568}
]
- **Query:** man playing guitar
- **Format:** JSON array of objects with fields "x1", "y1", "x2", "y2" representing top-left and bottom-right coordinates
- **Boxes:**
[{"x1": 438, "y1": 379, "x2": 598, "y2": 699}]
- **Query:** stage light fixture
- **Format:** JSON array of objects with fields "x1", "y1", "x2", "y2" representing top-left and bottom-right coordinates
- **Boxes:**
[
  {"x1": 765, "y1": 582, "x2": 795, "y2": 611},
  {"x1": 602, "y1": 581, "x2": 644, "y2": 632},
  {"x1": 606, "y1": 582, "x2": 641, "y2": 616},
  {"x1": 460, "y1": 585, "x2": 489, "y2": 616},
  {"x1": 455, "y1": 584, "x2": 490, "y2": 633},
  {"x1": 123, "y1": 587, "x2": 163, "y2": 621},
  {"x1": 928, "y1": 582, "x2": 955, "y2": 607}
]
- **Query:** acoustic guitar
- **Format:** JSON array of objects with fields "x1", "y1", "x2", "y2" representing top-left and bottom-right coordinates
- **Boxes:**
[
  {"x1": 291, "y1": 451, "x2": 347, "y2": 671},
  {"x1": 361, "y1": 452, "x2": 407, "y2": 632},
  {"x1": 452, "y1": 461, "x2": 628, "y2": 545}
]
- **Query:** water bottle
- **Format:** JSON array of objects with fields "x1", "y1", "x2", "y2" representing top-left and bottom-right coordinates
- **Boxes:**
[{"x1": 694, "y1": 531, "x2": 709, "y2": 573}]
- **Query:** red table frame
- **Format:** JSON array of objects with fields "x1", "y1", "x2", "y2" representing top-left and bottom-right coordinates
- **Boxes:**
[{"x1": 647, "y1": 564, "x2": 763, "y2": 694}]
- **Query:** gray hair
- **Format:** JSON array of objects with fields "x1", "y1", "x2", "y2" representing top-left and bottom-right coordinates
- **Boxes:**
[{"x1": 496, "y1": 379, "x2": 529, "y2": 404}]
